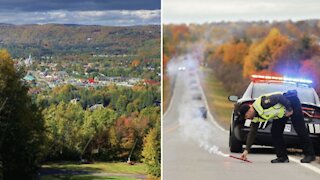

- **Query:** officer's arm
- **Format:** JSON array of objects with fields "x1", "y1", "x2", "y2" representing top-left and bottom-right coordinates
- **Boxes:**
[
  {"x1": 268, "y1": 94, "x2": 292, "y2": 112},
  {"x1": 245, "y1": 122, "x2": 259, "y2": 152},
  {"x1": 278, "y1": 95, "x2": 293, "y2": 112}
]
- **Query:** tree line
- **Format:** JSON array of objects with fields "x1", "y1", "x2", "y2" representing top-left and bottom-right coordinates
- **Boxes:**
[
  {"x1": 0, "y1": 24, "x2": 160, "y2": 58},
  {"x1": 164, "y1": 20, "x2": 320, "y2": 95}
]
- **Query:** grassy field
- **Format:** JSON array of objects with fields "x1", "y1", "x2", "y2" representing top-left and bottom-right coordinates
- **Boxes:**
[
  {"x1": 42, "y1": 174, "x2": 138, "y2": 180},
  {"x1": 42, "y1": 162, "x2": 147, "y2": 174},
  {"x1": 200, "y1": 68, "x2": 234, "y2": 129},
  {"x1": 41, "y1": 162, "x2": 147, "y2": 180}
]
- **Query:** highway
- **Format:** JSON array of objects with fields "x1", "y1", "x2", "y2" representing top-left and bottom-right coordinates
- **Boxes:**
[{"x1": 163, "y1": 64, "x2": 320, "y2": 180}]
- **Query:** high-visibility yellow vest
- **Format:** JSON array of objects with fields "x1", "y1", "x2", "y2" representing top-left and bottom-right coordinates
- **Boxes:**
[{"x1": 252, "y1": 92, "x2": 286, "y2": 123}]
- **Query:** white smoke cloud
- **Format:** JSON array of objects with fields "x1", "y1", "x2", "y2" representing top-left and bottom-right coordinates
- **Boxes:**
[{"x1": 167, "y1": 53, "x2": 229, "y2": 158}]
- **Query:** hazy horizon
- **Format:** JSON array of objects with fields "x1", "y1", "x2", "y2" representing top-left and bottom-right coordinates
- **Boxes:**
[{"x1": 164, "y1": 0, "x2": 320, "y2": 24}]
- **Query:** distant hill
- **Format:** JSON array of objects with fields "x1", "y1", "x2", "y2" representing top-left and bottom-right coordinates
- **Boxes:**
[{"x1": 0, "y1": 24, "x2": 160, "y2": 58}]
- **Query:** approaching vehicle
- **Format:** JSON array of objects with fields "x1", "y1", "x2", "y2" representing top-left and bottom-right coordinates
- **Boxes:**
[
  {"x1": 192, "y1": 93, "x2": 202, "y2": 100},
  {"x1": 199, "y1": 106, "x2": 207, "y2": 119},
  {"x1": 191, "y1": 100, "x2": 207, "y2": 119},
  {"x1": 228, "y1": 75, "x2": 320, "y2": 153},
  {"x1": 190, "y1": 79, "x2": 197, "y2": 85},
  {"x1": 178, "y1": 66, "x2": 186, "y2": 71},
  {"x1": 191, "y1": 106, "x2": 207, "y2": 119}
]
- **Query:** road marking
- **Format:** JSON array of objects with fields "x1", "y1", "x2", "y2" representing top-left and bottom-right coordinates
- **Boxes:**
[
  {"x1": 289, "y1": 156, "x2": 320, "y2": 175},
  {"x1": 165, "y1": 124, "x2": 180, "y2": 134},
  {"x1": 163, "y1": 74, "x2": 178, "y2": 120},
  {"x1": 196, "y1": 71, "x2": 228, "y2": 134}
]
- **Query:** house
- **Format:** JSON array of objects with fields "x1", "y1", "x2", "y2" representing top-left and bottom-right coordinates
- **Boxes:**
[
  {"x1": 89, "y1": 104, "x2": 104, "y2": 111},
  {"x1": 70, "y1": 98, "x2": 80, "y2": 104},
  {"x1": 23, "y1": 74, "x2": 36, "y2": 82},
  {"x1": 144, "y1": 79, "x2": 160, "y2": 86}
]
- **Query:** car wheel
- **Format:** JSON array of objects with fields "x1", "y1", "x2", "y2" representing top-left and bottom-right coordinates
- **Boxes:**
[{"x1": 229, "y1": 125, "x2": 243, "y2": 153}]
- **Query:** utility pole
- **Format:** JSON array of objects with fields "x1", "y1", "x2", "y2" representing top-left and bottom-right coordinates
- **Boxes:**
[
  {"x1": 79, "y1": 135, "x2": 94, "y2": 163},
  {"x1": 0, "y1": 98, "x2": 7, "y2": 113},
  {"x1": 127, "y1": 138, "x2": 138, "y2": 165}
]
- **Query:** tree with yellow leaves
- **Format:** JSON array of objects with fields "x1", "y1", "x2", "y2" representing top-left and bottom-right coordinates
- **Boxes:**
[
  {"x1": 142, "y1": 127, "x2": 160, "y2": 178},
  {"x1": 243, "y1": 28, "x2": 290, "y2": 77},
  {"x1": 214, "y1": 40, "x2": 249, "y2": 65}
]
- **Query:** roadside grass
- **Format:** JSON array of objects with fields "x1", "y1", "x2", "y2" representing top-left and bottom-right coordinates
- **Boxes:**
[
  {"x1": 42, "y1": 174, "x2": 138, "y2": 180},
  {"x1": 41, "y1": 162, "x2": 147, "y2": 180},
  {"x1": 200, "y1": 68, "x2": 234, "y2": 129},
  {"x1": 42, "y1": 162, "x2": 147, "y2": 174}
]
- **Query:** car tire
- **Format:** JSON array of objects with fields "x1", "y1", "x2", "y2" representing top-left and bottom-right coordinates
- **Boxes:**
[{"x1": 229, "y1": 125, "x2": 243, "y2": 153}]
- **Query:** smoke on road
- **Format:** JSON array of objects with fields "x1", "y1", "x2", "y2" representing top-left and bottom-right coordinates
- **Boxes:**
[{"x1": 166, "y1": 53, "x2": 229, "y2": 158}]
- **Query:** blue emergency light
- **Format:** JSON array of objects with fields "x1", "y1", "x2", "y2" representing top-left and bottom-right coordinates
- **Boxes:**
[
  {"x1": 283, "y1": 77, "x2": 312, "y2": 84},
  {"x1": 251, "y1": 75, "x2": 313, "y2": 85}
]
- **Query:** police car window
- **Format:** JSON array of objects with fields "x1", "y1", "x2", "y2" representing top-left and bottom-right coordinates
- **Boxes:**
[{"x1": 252, "y1": 83, "x2": 315, "y2": 104}]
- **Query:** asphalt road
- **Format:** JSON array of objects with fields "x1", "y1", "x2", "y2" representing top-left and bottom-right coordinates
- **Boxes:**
[{"x1": 163, "y1": 68, "x2": 320, "y2": 180}]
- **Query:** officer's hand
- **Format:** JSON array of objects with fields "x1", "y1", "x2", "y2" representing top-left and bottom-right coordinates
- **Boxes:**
[
  {"x1": 285, "y1": 110, "x2": 293, "y2": 117},
  {"x1": 240, "y1": 150, "x2": 248, "y2": 160}
]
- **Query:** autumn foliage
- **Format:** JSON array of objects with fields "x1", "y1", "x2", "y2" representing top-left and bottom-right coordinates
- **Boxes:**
[
  {"x1": 163, "y1": 24, "x2": 191, "y2": 68},
  {"x1": 243, "y1": 28, "x2": 290, "y2": 77},
  {"x1": 205, "y1": 22, "x2": 320, "y2": 94}
]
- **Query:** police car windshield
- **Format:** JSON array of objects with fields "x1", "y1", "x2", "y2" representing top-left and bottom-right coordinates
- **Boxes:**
[{"x1": 252, "y1": 83, "x2": 316, "y2": 104}]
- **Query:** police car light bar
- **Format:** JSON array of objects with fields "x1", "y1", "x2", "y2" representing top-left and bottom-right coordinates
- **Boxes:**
[
  {"x1": 283, "y1": 77, "x2": 312, "y2": 84},
  {"x1": 251, "y1": 75, "x2": 312, "y2": 84}
]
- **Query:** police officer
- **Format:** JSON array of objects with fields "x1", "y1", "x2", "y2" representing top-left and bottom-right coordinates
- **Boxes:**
[{"x1": 239, "y1": 90, "x2": 315, "y2": 163}]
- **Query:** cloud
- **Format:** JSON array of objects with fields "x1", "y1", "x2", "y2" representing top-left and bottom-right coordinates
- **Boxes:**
[
  {"x1": 0, "y1": 0, "x2": 160, "y2": 12},
  {"x1": 0, "y1": 10, "x2": 161, "y2": 26},
  {"x1": 164, "y1": 0, "x2": 320, "y2": 23}
]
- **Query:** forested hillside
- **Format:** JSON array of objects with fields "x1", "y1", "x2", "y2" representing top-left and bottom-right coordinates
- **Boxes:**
[{"x1": 0, "y1": 24, "x2": 160, "y2": 58}]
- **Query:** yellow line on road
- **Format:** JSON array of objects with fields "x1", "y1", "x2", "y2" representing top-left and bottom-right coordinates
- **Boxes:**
[{"x1": 165, "y1": 123, "x2": 180, "y2": 134}]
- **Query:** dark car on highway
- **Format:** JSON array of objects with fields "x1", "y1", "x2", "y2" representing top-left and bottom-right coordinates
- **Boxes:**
[
  {"x1": 199, "y1": 106, "x2": 207, "y2": 119},
  {"x1": 228, "y1": 75, "x2": 320, "y2": 153},
  {"x1": 192, "y1": 93, "x2": 202, "y2": 100}
]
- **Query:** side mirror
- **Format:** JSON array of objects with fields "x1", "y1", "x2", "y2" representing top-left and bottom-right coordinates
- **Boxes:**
[{"x1": 228, "y1": 95, "x2": 238, "y2": 102}]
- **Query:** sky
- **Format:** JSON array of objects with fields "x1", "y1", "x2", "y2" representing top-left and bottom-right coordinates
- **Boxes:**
[
  {"x1": 164, "y1": 0, "x2": 320, "y2": 24},
  {"x1": 0, "y1": 0, "x2": 161, "y2": 26}
]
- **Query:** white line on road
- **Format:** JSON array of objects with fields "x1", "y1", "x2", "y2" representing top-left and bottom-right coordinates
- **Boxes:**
[
  {"x1": 196, "y1": 70, "x2": 228, "y2": 134},
  {"x1": 289, "y1": 156, "x2": 320, "y2": 175}
]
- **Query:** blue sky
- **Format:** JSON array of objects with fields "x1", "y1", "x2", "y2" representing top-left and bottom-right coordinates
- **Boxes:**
[
  {"x1": 0, "y1": 0, "x2": 161, "y2": 26},
  {"x1": 164, "y1": 0, "x2": 320, "y2": 24}
]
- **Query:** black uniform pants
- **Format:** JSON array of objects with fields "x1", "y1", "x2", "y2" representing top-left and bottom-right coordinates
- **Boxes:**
[{"x1": 271, "y1": 93, "x2": 315, "y2": 158}]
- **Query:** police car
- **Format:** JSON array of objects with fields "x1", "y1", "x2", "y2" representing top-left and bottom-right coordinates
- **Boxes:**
[{"x1": 228, "y1": 75, "x2": 320, "y2": 153}]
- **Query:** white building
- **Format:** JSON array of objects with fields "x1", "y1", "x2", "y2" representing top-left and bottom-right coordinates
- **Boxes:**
[{"x1": 24, "y1": 54, "x2": 33, "y2": 67}]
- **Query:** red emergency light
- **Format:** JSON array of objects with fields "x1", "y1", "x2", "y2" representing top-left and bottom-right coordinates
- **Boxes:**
[
  {"x1": 251, "y1": 74, "x2": 284, "y2": 82},
  {"x1": 251, "y1": 74, "x2": 312, "y2": 84}
]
